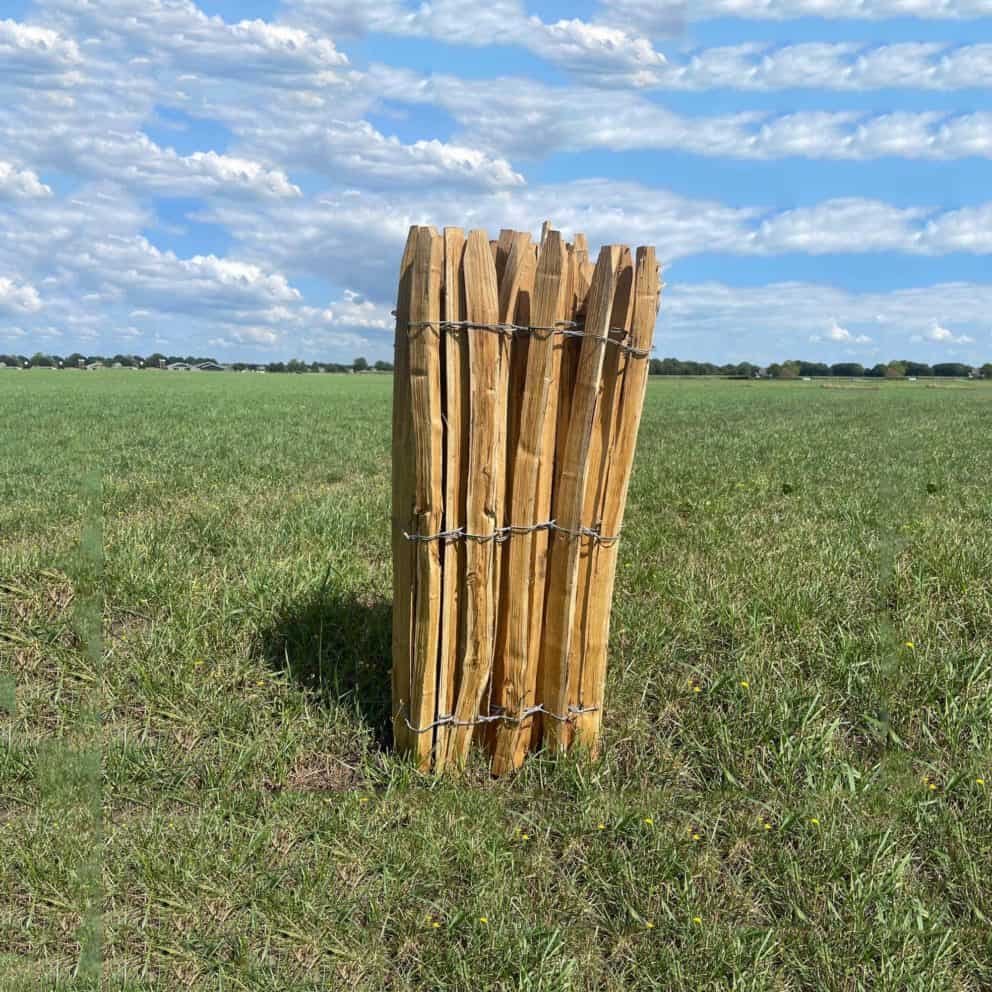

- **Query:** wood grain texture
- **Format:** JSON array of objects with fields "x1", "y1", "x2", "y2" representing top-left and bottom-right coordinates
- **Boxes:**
[
  {"x1": 567, "y1": 248, "x2": 635, "y2": 745},
  {"x1": 444, "y1": 229, "x2": 502, "y2": 768},
  {"x1": 491, "y1": 230, "x2": 566, "y2": 775},
  {"x1": 390, "y1": 227, "x2": 419, "y2": 755},
  {"x1": 406, "y1": 226, "x2": 444, "y2": 769},
  {"x1": 573, "y1": 247, "x2": 660, "y2": 750},
  {"x1": 434, "y1": 227, "x2": 467, "y2": 772},
  {"x1": 540, "y1": 245, "x2": 620, "y2": 753}
]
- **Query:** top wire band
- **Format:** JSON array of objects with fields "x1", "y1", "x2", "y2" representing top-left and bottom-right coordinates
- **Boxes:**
[{"x1": 402, "y1": 318, "x2": 650, "y2": 359}]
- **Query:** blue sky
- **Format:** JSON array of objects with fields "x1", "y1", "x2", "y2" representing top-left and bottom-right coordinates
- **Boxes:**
[{"x1": 1, "y1": 1, "x2": 991, "y2": 365}]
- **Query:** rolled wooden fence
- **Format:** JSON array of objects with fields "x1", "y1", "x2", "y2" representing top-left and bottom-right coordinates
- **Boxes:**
[{"x1": 392, "y1": 223, "x2": 661, "y2": 774}]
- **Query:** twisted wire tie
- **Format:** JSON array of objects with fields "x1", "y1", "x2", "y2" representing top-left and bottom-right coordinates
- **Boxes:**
[
  {"x1": 402, "y1": 702, "x2": 599, "y2": 735},
  {"x1": 402, "y1": 318, "x2": 650, "y2": 359},
  {"x1": 402, "y1": 519, "x2": 621, "y2": 547}
]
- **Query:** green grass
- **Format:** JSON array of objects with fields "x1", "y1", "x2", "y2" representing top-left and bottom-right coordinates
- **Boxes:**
[{"x1": 2, "y1": 371, "x2": 991, "y2": 990}]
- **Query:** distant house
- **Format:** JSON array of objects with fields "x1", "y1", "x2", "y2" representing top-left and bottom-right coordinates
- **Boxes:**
[
  {"x1": 85, "y1": 362, "x2": 103, "y2": 371},
  {"x1": 166, "y1": 362, "x2": 192, "y2": 371},
  {"x1": 194, "y1": 361, "x2": 225, "y2": 372},
  {"x1": 0, "y1": 363, "x2": 19, "y2": 371}
]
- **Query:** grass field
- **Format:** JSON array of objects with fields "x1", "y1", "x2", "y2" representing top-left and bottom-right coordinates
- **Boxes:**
[{"x1": 2, "y1": 371, "x2": 991, "y2": 991}]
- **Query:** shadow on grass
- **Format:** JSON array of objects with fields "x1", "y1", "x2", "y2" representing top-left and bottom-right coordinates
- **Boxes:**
[{"x1": 258, "y1": 574, "x2": 393, "y2": 750}]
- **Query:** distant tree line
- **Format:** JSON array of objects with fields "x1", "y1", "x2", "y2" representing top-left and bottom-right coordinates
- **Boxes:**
[
  {"x1": 4, "y1": 350, "x2": 990, "y2": 379},
  {"x1": 649, "y1": 358, "x2": 992, "y2": 379},
  {"x1": 0, "y1": 352, "x2": 394, "y2": 373}
]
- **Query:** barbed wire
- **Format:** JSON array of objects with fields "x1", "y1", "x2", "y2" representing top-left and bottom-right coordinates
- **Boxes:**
[
  {"x1": 402, "y1": 519, "x2": 621, "y2": 547},
  {"x1": 398, "y1": 317, "x2": 650, "y2": 359},
  {"x1": 401, "y1": 701, "x2": 598, "y2": 735}
]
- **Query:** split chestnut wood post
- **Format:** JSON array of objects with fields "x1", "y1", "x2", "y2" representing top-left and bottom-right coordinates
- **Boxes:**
[
  {"x1": 567, "y1": 248, "x2": 635, "y2": 746},
  {"x1": 573, "y1": 247, "x2": 660, "y2": 750},
  {"x1": 391, "y1": 227, "x2": 419, "y2": 754},
  {"x1": 489, "y1": 232, "x2": 535, "y2": 739},
  {"x1": 444, "y1": 229, "x2": 502, "y2": 768},
  {"x1": 406, "y1": 227, "x2": 444, "y2": 769},
  {"x1": 520, "y1": 237, "x2": 576, "y2": 757},
  {"x1": 540, "y1": 245, "x2": 620, "y2": 753},
  {"x1": 491, "y1": 230, "x2": 566, "y2": 775},
  {"x1": 434, "y1": 227, "x2": 467, "y2": 772}
]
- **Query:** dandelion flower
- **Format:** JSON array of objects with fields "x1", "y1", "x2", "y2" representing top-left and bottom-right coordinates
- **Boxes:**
[
  {"x1": 763, "y1": 822, "x2": 772, "y2": 831},
  {"x1": 977, "y1": 778, "x2": 985, "y2": 786},
  {"x1": 479, "y1": 917, "x2": 488, "y2": 925},
  {"x1": 905, "y1": 641, "x2": 914, "y2": 649},
  {"x1": 810, "y1": 817, "x2": 819, "y2": 826},
  {"x1": 521, "y1": 833, "x2": 530, "y2": 841},
  {"x1": 693, "y1": 686, "x2": 701, "y2": 694},
  {"x1": 358, "y1": 797, "x2": 370, "y2": 804},
  {"x1": 432, "y1": 922, "x2": 440, "y2": 929},
  {"x1": 929, "y1": 783, "x2": 937, "y2": 791},
  {"x1": 693, "y1": 916, "x2": 702, "y2": 925},
  {"x1": 692, "y1": 833, "x2": 701, "y2": 842},
  {"x1": 740, "y1": 680, "x2": 749, "y2": 689},
  {"x1": 644, "y1": 817, "x2": 653, "y2": 826},
  {"x1": 598, "y1": 823, "x2": 606, "y2": 830},
  {"x1": 645, "y1": 921, "x2": 654, "y2": 929}
]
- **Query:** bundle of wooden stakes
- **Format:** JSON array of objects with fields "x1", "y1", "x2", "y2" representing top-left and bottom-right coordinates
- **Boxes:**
[{"x1": 392, "y1": 223, "x2": 662, "y2": 775}]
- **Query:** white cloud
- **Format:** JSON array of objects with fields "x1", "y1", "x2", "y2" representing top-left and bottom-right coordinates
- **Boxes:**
[
  {"x1": 285, "y1": 0, "x2": 669, "y2": 85},
  {"x1": 0, "y1": 276, "x2": 43, "y2": 314},
  {"x1": 0, "y1": 162, "x2": 52, "y2": 198},
  {"x1": 810, "y1": 321, "x2": 873, "y2": 344},
  {"x1": 240, "y1": 119, "x2": 523, "y2": 190},
  {"x1": 321, "y1": 290, "x2": 394, "y2": 330},
  {"x1": 661, "y1": 281, "x2": 991, "y2": 363},
  {"x1": 912, "y1": 322, "x2": 976, "y2": 344},
  {"x1": 55, "y1": 132, "x2": 300, "y2": 198},
  {"x1": 423, "y1": 74, "x2": 992, "y2": 160},
  {"x1": 600, "y1": 0, "x2": 992, "y2": 29},
  {"x1": 635, "y1": 43, "x2": 992, "y2": 92},
  {"x1": 0, "y1": 18, "x2": 81, "y2": 79}
]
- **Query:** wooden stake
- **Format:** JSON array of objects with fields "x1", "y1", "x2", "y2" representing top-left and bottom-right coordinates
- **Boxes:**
[
  {"x1": 489, "y1": 232, "x2": 535, "y2": 745},
  {"x1": 567, "y1": 248, "x2": 635, "y2": 744},
  {"x1": 491, "y1": 230, "x2": 566, "y2": 775},
  {"x1": 406, "y1": 227, "x2": 444, "y2": 770},
  {"x1": 540, "y1": 245, "x2": 620, "y2": 753},
  {"x1": 445, "y1": 229, "x2": 502, "y2": 768},
  {"x1": 391, "y1": 227, "x2": 419, "y2": 755},
  {"x1": 573, "y1": 247, "x2": 660, "y2": 751},
  {"x1": 434, "y1": 227, "x2": 467, "y2": 772}
]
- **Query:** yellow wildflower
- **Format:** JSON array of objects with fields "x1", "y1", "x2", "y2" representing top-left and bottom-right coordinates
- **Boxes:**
[
  {"x1": 905, "y1": 641, "x2": 914, "y2": 649},
  {"x1": 740, "y1": 680, "x2": 749, "y2": 688},
  {"x1": 479, "y1": 917, "x2": 488, "y2": 925},
  {"x1": 645, "y1": 921, "x2": 654, "y2": 929},
  {"x1": 810, "y1": 817, "x2": 819, "y2": 826},
  {"x1": 644, "y1": 817, "x2": 653, "y2": 826},
  {"x1": 693, "y1": 916, "x2": 702, "y2": 925}
]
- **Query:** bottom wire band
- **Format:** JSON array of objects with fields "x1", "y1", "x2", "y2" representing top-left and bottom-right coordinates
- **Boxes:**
[{"x1": 401, "y1": 702, "x2": 598, "y2": 735}]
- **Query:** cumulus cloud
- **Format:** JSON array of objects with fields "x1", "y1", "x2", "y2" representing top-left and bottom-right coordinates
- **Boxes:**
[
  {"x1": 285, "y1": 0, "x2": 669, "y2": 85},
  {"x1": 66, "y1": 133, "x2": 301, "y2": 198},
  {"x1": 0, "y1": 276, "x2": 43, "y2": 314},
  {"x1": 637, "y1": 43, "x2": 992, "y2": 91},
  {"x1": 809, "y1": 321, "x2": 872, "y2": 344},
  {"x1": 661, "y1": 282, "x2": 990, "y2": 362},
  {"x1": 241, "y1": 119, "x2": 523, "y2": 190},
  {"x1": 600, "y1": 0, "x2": 992, "y2": 29},
  {"x1": 321, "y1": 290, "x2": 394, "y2": 330},
  {"x1": 912, "y1": 322, "x2": 976, "y2": 344},
  {"x1": 0, "y1": 162, "x2": 52, "y2": 198},
  {"x1": 0, "y1": 18, "x2": 81, "y2": 80}
]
